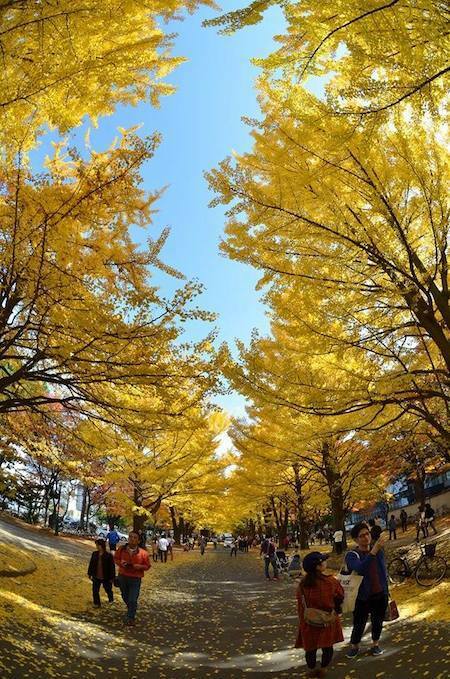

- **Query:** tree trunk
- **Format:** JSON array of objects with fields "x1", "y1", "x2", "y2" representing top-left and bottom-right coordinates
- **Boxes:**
[
  {"x1": 292, "y1": 464, "x2": 309, "y2": 549},
  {"x1": 321, "y1": 441, "x2": 347, "y2": 550},
  {"x1": 79, "y1": 485, "x2": 88, "y2": 531},
  {"x1": 179, "y1": 516, "x2": 185, "y2": 542},
  {"x1": 53, "y1": 484, "x2": 62, "y2": 535},
  {"x1": 85, "y1": 488, "x2": 92, "y2": 530},
  {"x1": 169, "y1": 506, "x2": 182, "y2": 544},
  {"x1": 413, "y1": 468, "x2": 426, "y2": 506}
]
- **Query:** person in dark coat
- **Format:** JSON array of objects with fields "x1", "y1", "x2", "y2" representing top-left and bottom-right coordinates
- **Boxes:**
[
  {"x1": 295, "y1": 552, "x2": 344, "y2": 678},
  {"x1": 345, "y1": 522, "x2": 389, "y2": 658},
  {"x1": 88, "y1": 538, "x2": 115, "y2": 607}
]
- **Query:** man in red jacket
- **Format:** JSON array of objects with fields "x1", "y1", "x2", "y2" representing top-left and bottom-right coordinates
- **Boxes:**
[{"x1": 114, "y1": 530, "x2": 150, "y2": 625}]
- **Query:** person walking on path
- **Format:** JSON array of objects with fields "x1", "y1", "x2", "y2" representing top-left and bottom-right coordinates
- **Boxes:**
[
  {"x1": 151, "y1": 538, "x2": 159, "y2": 562},
  {"x1": 200, "y1": 535, "x2": 206, "y2": 555},
  {"x1": 388, "y1": 515, "x2": 397, "y2": 540},
  {"x1": 295, "y1": 552, "x2": 344, "y2": 678},
  {"x1": 230, "y1": 537, "x2": 238, "y2": 557},
  {"x1": 88, "y1": 538, "x2": 115, "y2": 608},
  {"x1": 332, "y1": 529, "x2": 344, "y2": 555},
  {"x1": 416, "y1": 505, "x2": 428, "y2": 542},
  {"x1": 345, "y1": 522, "x2": 389, "y2": 659},
  {"x1": 114, "y1": 531, "x2": 150, "y2": 625},
  {"x1": 400, "y1": 509, "x2": 408, "y2": 533},
  {"x1": 167, "y1": 535, "x2": 174, "y2": 560},
  {"x1": 158, "y1": 534, "x2": 169, "y2": 563},
  {"x1": 107, "y1": 527, "x2": 120, "y2": 552},
  {"x1": 260, "y1": 537, "x2": 279, "y2": 580},
  {"x1": 424, "y1": 503, "x2": 438, "y2": 535}
]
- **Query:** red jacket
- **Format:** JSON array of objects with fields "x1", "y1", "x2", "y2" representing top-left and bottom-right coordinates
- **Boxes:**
[
  {"x1": 295, "y1": 574, "x2": 344, "y2": 651},
  {"x1": 114, "y1": 545, "x2": 150, "y2": 578}
]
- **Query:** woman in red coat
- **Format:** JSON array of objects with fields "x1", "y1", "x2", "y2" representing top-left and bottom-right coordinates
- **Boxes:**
[{"x1": 296, "y1": 552, "x2": 344, "y2": 678}]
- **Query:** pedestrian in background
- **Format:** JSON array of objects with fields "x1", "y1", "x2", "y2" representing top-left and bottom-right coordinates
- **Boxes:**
[
  {"x1": 424, "y1": 503, "x2": 438, "y2": 536},
  {"x1": 158, "y1": 534, "x2": 169, "y2": 563},
  {"x1": 107, "y1": 526, "x2": 120, "y2": 552},
  {"x1": 333, "y1": 528, "x2": 344, "y2": 555},
  {"x1": 88, "y1": 538, "x2": 115, "y2": 608},
  {"x1": 260, "y1": 537, "x2": 278, "y2": 580},
  {"x1": 416, "y1": 505, "x2": 428, "y2": 541},
  {"x1": 388, "y1": 515, "x2": 397, "y2": 540},
  {"x1": 400, "y1": 509, "x2": 408, "y2": 533}
]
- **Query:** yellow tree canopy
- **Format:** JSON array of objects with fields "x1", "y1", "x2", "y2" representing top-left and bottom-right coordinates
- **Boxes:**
[
  {"x1": 209, "y1": 90, "x2": 449, "y2": 447},
  {"x1": 0, "y1": 0, "x2": 214, "y2": 149},
  {"x1": 206, "y1": 0, "x2": 449, "y2": 116},
  {"x1": 0, "y1": 130, "x2": 217, "y2": 419}
]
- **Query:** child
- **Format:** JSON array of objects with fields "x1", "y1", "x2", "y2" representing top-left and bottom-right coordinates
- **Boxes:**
[
  {"x1": 295, "y1": 552, "x2": 344, "y2": 678},
  {"x1": 87, "y1": 538, "x2": 115, "y2": 607}
]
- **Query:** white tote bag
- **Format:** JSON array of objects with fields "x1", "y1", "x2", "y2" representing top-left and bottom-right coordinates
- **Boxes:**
[{"x1": 337, "y1": 552, "x2": 363, "y2": 614}]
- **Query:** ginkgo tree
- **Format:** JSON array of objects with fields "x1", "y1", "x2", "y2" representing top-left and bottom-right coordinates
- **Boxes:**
[
  {"x1": 206, "y1": 0, "x2": 449, "y2": 117},
  {"x1": 208, "y1": 91, "x2": 449, "y2": 450},
  {"x1": 0, "y1": 0, "x2": 214, "y2": 150}
]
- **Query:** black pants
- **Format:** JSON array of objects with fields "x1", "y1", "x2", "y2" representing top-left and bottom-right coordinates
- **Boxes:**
[
  {"x1": 389, "y1": 529, "x2": 397, "y2": 540},
  {"x1": 230, "y1": 547, "x2": 237, "y2": 557},
  {"x1": 351, "y1": 593, "x2": 388, "y2": 645},
  {"x1": 92, "y1": 577, "x2": 113, "y2": 605},
  {"x1": 335, "y1": 542, "x2": 343, "y2": 554},
  {"x1": 159, "y1": 549, "x2": 167, "y2": 562},
  {"x1": 305, "y1": 647, "x2": 333, "y2": 669},
  {"x1": 401, "y1": 520, "x2": 407, "y2": 532}
]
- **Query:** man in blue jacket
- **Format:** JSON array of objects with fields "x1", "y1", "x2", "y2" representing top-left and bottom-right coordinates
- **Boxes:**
[
  {"x1": 345, "y1": 522, "x2": 389, "y2": 658},
  {"x1": 107, "y1": 527, "x2": 120, "y2": 552}
]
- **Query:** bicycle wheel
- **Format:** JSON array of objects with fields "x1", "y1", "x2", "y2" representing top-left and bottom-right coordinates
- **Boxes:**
[
  {"x1": 415, "y1": 556, "x2": 447, "y2": 587},
  {"x1": 388, "y1": 557, "x2": 408, "y2": 584}
]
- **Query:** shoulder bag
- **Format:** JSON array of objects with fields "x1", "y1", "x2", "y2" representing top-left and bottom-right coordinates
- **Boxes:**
[{"x1": 300, "y1": 587, "x2": 336, "y2": 628}]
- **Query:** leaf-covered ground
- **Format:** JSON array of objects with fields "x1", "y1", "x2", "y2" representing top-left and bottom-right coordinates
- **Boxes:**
[{"x1": 0, "y1": 516, "x2": 449, "y2": 678}]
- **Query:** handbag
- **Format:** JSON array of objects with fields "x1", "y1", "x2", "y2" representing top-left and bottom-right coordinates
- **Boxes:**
[
  {"x1": 300, "y1": 590, "x2": 336, "y2": 628},
  {"x1": 337, "y1": 552, "x2": 364, "y2": 614},
  {"x1": 384, "y1": 599, "x2": 399, "y2": 621}
]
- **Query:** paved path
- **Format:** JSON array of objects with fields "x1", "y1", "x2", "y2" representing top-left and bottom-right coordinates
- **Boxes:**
[{"x1": 0, "y1": 519, "x2": 449, "y2": 679}]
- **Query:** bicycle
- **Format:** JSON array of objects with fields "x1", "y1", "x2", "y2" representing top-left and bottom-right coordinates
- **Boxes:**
[{"x1": 388, "y1": 542, "x2": 447, "y2": 587}]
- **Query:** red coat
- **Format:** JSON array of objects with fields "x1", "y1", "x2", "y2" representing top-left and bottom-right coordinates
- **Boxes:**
[
  {"x1": 114, "y1": 545, "x2": 150, "y2": 578},
  {"x1": 295, "y1": 574, "x2": 344, "y2": 651}
]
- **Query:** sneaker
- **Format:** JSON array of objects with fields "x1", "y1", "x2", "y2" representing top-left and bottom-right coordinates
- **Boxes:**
[
  {"x1": 93, "y1": 604, "x2": 101, "y2": 609},
  {"x1": 346, "y1": 647, "x2": 359, "y2": 659},
  {"x1": 370, "y1": 646, "x2": 384, "y2": 656}
]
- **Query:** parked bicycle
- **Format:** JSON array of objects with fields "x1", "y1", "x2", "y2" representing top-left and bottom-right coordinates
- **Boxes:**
[{"x1": 388, "y1": 542, "x2": 447, "y2": 587}]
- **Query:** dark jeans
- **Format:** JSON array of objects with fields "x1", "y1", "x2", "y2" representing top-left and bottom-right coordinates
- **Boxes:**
[
  {"x1": 351, "y1": 593, "x2": 388, "y2": 645},
  {"x1": 159, "y1": 549, "x2": 168, "y2": 562},
  {"x1": 264, "y1": 555, "x2": 278, "y2": 578},
  {"x1": 118, "y1": 575, "x2": 142, "y2": 620},
  {"x1": 401, "y1": 520, "x2": 407, "y2": 532},
  {"x1": 389, "y1": 529, "x2": 397, "y2": 540},
  {"x1": 230, "y1": 547, "x2": 237, "y2": 557},
  {"x1": 92, "y1": 577, "x2": 114, "y2": 605},
  {"x1": 305, "y1": 647, "x2": 333, "y2": 670},
  {"x1": 335, "y1": 542, "x2": 343, "y2": 554}
]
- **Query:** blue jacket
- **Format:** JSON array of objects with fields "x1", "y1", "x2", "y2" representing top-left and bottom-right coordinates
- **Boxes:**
[{"x1": 345, "y1": 548, "x2": 388, "y2": 602}]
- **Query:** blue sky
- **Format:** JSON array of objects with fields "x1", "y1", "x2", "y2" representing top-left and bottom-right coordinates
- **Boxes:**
[{"x1": 33, "y1": 2, "x2": 288, "y2": 416}]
